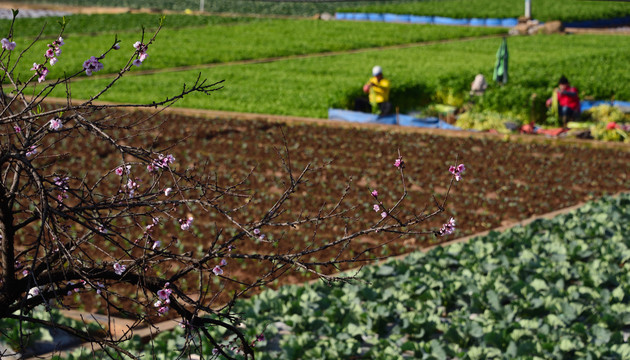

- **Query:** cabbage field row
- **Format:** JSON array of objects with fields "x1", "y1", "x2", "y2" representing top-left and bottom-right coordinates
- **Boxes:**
[{"x1": 59, "y1": 192, "x2": 630, "y2": 359}]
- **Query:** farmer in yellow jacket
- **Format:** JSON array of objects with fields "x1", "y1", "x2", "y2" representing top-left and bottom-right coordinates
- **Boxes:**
[{"x1": 363, "y1": 65, "x2": 392, "y2": 116}]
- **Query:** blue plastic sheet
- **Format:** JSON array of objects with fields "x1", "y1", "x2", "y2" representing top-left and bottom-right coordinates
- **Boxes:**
[{"x1": 328, "y1": 109, "x2": 462, "y2": 130}]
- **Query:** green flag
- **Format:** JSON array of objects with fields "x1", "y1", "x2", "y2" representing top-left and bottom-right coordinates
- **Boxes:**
[{"x1": 493, "y1": 37, "x2": 508, "y2": 84}]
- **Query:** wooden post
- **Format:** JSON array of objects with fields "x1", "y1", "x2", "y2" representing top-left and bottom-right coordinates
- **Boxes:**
[{"x1": 396, "y1": 106, "x2": 400, "y2": 125}]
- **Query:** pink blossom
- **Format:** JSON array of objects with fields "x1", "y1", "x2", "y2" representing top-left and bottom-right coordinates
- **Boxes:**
[
  {"x1": 157, "y1": 288, "x2": 172, "y2": 301},
  {"x1": 180, "y1": 217, "x2": 193, "y2": 231},
  {"x1": 394, "y1": 157, "x2": 403, "y2": 168},
  {"x1": 31, "y1": 63, "x2": 48, "y2": 82},
  {"x1": 57, "y1": 37, "x2": 64, "y2": 46},
  {"x1": 115, "y1": 167, "x2": 124, "y2": 176},
  {"x1": 213, "y1": 265, "x2": 224, "y2": 276},
  {"x1": 113, "y1": 43, "x2": 120, "y2": 50},
  {"x1": 154, "y1": 300, "x2": 162, "y2": 307},
  {"x1": 371, "y1": 190, "x2": 378, "y2": 198},
  {"x1": 164, "y1": 187, "x2": 172, "y2": 196},
  {"x1": 220, "y1": 259, "x2": 227, "y2": 266},
  {"x1": 132, "y1": 59, "x2": 142, "y2": 67},
  {"x1": 158, "y1": 306, "x2": 169, "y2": 315},
  {"x1": 22, "y1": 269, "x2": 29, "y2": 276},
  {"x1": 45, "y1": 48, "x2": 55, "y2": 59},
  {"x1": 438, "y1": 217, "x2": 456, "y2": 236},
  {"x1": 113, "y1": 262, "x2": 126, "y2": 275},
  {"x1": 449, "y1": 164, "x2": 466, "y2": 182},
  {"x1": 1, "y1": 38, "x2": 16, "y2": 51},
  {"x1": 253, "y1": 228, "x2": 261, "y2": 235},
  {"x1": 49, "y1": 57, "x2": 57, "y2": 66},
  {"x1": 373, "y1": 204, "x2": 380, "y2": 212},
  {"x1": 380, "y1": 211, "x2": 387, "y2": 219},
  {"x1": 49, "y1": 118, "x2": 63, "y2": 131},
  {"x1": 133, "y1": 41, "x2": 143, "y2": 50},
  {"x1": 27, "y1": 287, "x2": 39, "y2": 299},
  {"x1": 151, "y1": 240, "x2": 161, "y2": 250},
  {"x1": 26, "y1": 146, "x2": 37, "y2": 157},
  {"x1": 139, "y1": 52, "x2": 148, "y2": 62},
  {"x1": 14, "y1": 125, "x2": 21, "y2": 133},
  {"x1": 37, "y1": 70, "x2": 48, "y2": 83},
  {"x1": 83, "y1": 56, "x2": 104, "y2": 76}
]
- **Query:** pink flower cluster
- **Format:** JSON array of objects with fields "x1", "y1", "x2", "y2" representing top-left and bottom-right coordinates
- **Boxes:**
[
  {"x1": 83, "y1": 56, "x2": 104, "y2": 76},
  {"x1": 252, "y1": 228, "x2": 267, "y2": 241},
  {"x1": 179, "y1": 216, "x2": 193, "y2": 230},
  {"x1": 26, "y1": 146, "x2": 37, "y2": 157},
  {"x1": 124, "y1": 178, "x2": 139, "y2": 197},
  {"x1": 250, "y1": 333, "x2": 265, "y2": 348},
  {"x1": 394, "y1": 156, "x2": 404, "y2": 169},
  {"x1": 30, "y1": 37, "x2": 63, "y2": 82},
  {"x1": 46, "y1": 37, "x2": 64, "y2": 66},
  {"x1": 115, "y1": 165, "x2": 130, "y2": 176},
  {"x1": 148, "y1": 154, "x2": 176, "y2": 171},
  {"x1": 213, "y1": 259, "x2": 228, "y2": 276},
  {"x1": 53, "y1": 176, "x2": 69, "y2": 203},
  {"x1": 449, "y1": 164, "x2": 466, "y2": 181},
  {"x1": 1, "y1": 38, "x2": 16, "y2": 51},
  {"x1": 372, "y1": 204, "x2": 386, "y2": 219},
  {"x1": 132, "y1": 41, "x2": 149, "y2": 67},
  {"x1": 113, "y1": 262, "x2": 126, "y2": 275},
  {"x1": 31, "y1": 63, "x2": 48, "y2": 83},
  {"x1": 438, "y1": 217, "x2": 456, "y2": 236},
  {"x1": 49, "y1": 118, "x2": 63, "y2": 131},
  {"x1": 154, "y1": 283, "x2": 172, "y2": 316}
]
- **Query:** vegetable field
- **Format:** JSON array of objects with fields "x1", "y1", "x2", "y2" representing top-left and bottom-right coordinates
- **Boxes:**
[
  {"x1": 221, "y1": 192, "x2": 630, "y2": 359},
  {"x1": 8, "y1": 16, "x2": 504, "y2": 84},
  {"x1": 38, "y1": 33, "x2": 630, "y2": 120},
  {"x1": 60, "y1": 192, "x2": 630, "y2": 359},
  {"x1": 32, "y1": 105, "x2": 629, "y2": 316}
]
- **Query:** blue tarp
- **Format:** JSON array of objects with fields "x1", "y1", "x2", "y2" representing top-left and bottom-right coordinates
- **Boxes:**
[
  {"x1": 580, "y1": 100, "x2": 630, "y2": 113},
  {"x1": 328, "y1": 109, "x2": 462, "y2": 130}
]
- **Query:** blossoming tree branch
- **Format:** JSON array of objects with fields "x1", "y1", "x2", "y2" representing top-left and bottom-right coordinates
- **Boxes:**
[{"x1": 0, "y1": 10, "x2": 463, "y2": 359}]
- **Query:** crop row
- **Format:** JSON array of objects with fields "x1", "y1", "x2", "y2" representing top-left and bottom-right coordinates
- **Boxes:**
[
  {"x1": 59, "y1": 192, "x2": 630, "y2": 359},
  {"x1": 38, "y1": 34, "x2": 630, "y2": 120},
  {"x1": 9, "y1": 16, "x2": 503, "y2": 84},
  {"x1": 340, "y1": 0, "x2": 630, "y2": 23}
]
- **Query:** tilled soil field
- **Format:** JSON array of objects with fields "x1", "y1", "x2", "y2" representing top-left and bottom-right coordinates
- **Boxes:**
[{"x1": 33, "y1": 106, "x2": 630, "y2": 319}]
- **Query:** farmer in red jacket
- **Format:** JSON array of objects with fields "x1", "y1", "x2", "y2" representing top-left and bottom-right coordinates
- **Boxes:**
[{"x1": 547, "y1": 75, "x2": 580, "y2": 128}]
